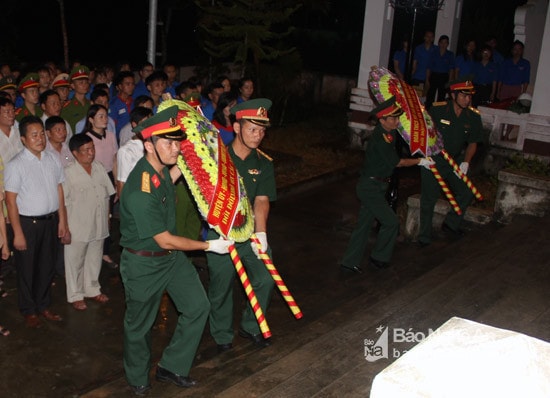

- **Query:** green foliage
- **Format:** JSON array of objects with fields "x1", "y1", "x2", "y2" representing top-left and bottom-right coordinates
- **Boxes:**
[
  {"x1": 506, "y1": 153, "x2": 550, "y2": 177},
  {"x1": 194, "y1": 0, "x2": 301, "y2": 77}
]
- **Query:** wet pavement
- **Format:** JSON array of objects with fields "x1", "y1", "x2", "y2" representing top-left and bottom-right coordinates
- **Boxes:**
[{"x1": 1, "y1": 167, "x2": 548, "y2": 397}]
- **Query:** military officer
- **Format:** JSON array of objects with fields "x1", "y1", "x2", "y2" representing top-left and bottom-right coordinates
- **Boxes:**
[
  {"x1": 119, "y1": 105, "x2": 234, "y2": 395},
  {"x1": 340, "y1": 97, "x2": 434, "y2": 272},
  {"x1": 418, "y1": 78, "x2": 484, "y2": 246},
  {"x1": 15, "y1": 73, "x2": 43, "y2": 122},
  {"x1": 206, "y1": 98, "x2": 277, "y2": 353},
  {"x1": 61, "y1": 66, "x2": 91, "y2": 133},
  {"x1": 0, "y1": 75, "x2": 18, "y2": 104}
]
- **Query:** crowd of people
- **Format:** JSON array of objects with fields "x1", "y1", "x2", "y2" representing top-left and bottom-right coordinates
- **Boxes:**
[
  {"x1": 0, "y1": 60, "x2": 279, "y2": 394},
  {"x1": 393, "y1": 32, "x2": 531, "y2": 108}
]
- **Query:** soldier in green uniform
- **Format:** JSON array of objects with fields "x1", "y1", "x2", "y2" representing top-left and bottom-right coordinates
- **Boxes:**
[
  {"x1": 206, "y1": 98, "x2": 277, "y2": 352},
  {"x1": 119, "y1": 105, "x2": 234, "y2": 395},
  {"x1": 340, "y1": 97, "x2": 434, "y2": 273},
  {"x1": 61, "y1": 66, "x2": 91, "y2": 133},
  {"x1": 15, "y1": 73, "x2": 43, "y2": 122},
  {"x1": 0, "y1": 75, "x2": 18, "y2": 104},
  {"x1": 419, "y1": 78, "x2": 484, "y2": 246}
]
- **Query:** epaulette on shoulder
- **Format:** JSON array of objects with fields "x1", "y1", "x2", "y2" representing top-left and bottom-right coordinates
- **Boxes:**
[
  {"x1": 256, "y1": 148, "x2": 273, "y2": 162},
  {"x1": 14, "y1": 108, "x2": 22, "y2": 115},
  {"x1": 141, "y1": 171, "x2": 151, "y2": 193},
  {"x1": 468, "y1": 106, "x2": 480, "y2": 115},
  {"x1": 432, "y1": 101, "x2": 447, "y2": 107},
  {"x1": 63, "y1": 101, "x2": 70, "y2": 108}
]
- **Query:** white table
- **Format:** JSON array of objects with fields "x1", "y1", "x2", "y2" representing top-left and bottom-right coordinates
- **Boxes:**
[{"x1": 370, "y1": 317, "x2": 550, "y2": 398}]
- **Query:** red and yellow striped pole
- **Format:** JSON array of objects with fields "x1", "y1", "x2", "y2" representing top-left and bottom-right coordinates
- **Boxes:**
[
  {"x1": 250, "y1": 234, "x2": 303, "y2": 320},
  {"x1": 430, "y1": 165, "x2": 462, "y2": 215},
  {"x1": 441, "y1": 150, "x2": 483, "y2": 200},
  {"x1": 228, "y1": 245, "x2": 271, "y2": 339}
]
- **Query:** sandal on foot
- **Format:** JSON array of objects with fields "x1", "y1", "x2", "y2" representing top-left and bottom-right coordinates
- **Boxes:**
[
  {"x1": 72, "y1": 300, "x2": 87, "y2": 311},
  {"x1": 89, "y1": 294, "x2": 109, "y2": 303},
  {"x1": 0, "y1": 326, "x2": 10, "y2": 336}
]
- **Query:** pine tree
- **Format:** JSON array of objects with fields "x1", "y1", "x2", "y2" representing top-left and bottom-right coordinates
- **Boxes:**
[{"x1": 195, "y1": 0, "x2": 300, "y2": 79}]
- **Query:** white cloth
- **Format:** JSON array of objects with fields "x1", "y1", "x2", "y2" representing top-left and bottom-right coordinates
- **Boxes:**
[
  {"x1": 370, "y1": 317, "x2": 550, "y2": 398},
  {"x1": 5, "y1": 148, "x2": 64, "y2": 216},
  {"x1": 64, "y1": 239, "x2": 103, "y2": 302},
  {"x1": 118, "y1": 122, "x2": 134, "y2": 147},
  {"x1": 63, "y1": 160, "x2": 114, "y2": 242},
  {"x1": 0, "y1": 125, "x2": 24, "y2": 164},
  {"x1": 117, "y1": 139, "x2": 144, "y2": 183},
  {"x1": 46, "y1": 140, "x2": 74, "y2": 167}
]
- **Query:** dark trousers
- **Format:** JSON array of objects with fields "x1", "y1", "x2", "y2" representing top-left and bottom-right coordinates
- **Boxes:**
[
  {"x1": 426, "y1": 72, "x2": 449, "y2": 109},
  {"x1": 15, "y1": 214, "x2": 58, "y2": 315}
]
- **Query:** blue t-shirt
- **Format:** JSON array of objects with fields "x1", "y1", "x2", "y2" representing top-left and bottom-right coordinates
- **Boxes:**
[
  {"x1": 473, "y1": 62, "x2": 499, "y2": 85},
  {"x1": 393, "y1": 50, "x2": 407, "y2": 75},
  {"x1": 412, "y1": 44, "x2": 436, "y2": 81},
  {"x1": 499, "y1": 57, "x2": 530, "y2": 85},
  {"x1": 455, "y1": 55, "x2": 476, "y2": 78},
  {"x1": 132, "y1": 80, "x2": 148, "y2": 100},
  {"x1": 429, "y1": 48, "x2": 455, "y2": 74}
]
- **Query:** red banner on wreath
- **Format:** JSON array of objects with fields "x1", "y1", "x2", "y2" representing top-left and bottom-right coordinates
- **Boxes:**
[
  {"x1": 207, "y1": 136, "x2": 241, "y2": 236},
  {"x1": 401, "y1": 81, "x2": 428, "y2": 156}
]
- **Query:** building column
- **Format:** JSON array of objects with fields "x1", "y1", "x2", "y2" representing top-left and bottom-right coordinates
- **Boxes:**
[{"x1": 434, "y1": 0, "x2": 462, "y2": 52}]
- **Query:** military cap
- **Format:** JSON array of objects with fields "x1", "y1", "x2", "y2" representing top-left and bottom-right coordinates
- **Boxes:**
[
  {"x1": 52, "y1": 73, "x2": 70, "y2": 88},
  {"x1": 69, "y1": 65, "x2": 90, "y2": 81},
  {"x1": 231, "y1": 98, "x2": 272, "y2": 127},
  {"x1": 0, "y1": 75, "x2": 17, "y2": 91},
  {"x1": 371, "y1": 96, "x2": 404, "y2": 119},
  {"x1": 133, "y1": 105, "x2": 185, "y2": 141},
  {"x1": 18, "y1": 73, "x2": 40, "y2": 92},
  {"x1": 447, "y1": 76, "x2": 475, "y2": 94}
]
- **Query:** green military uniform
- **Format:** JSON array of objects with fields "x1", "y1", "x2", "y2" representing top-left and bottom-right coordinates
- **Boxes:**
[
  {"x1": 419, "y1": 99, "x2": 483, "y2": 244},
  {"x1": 341, "y1": 123, "x2": 400, "y2": 268},
  {"x1": 206, "y1": 144, "x2": 276, "y2": 344},
  {"x1": 15, "y1": 104, "x2": 43, "y2": 122},
  {"x1": 175, "y1": 179, "x2": 202, "y2": 239},
  {"x1": 15, "y1": 73, "x2": 43, "y2": 122},
  {"x1": 61, "y1": 97, "x2": 90, "y2": 133},
  {"x1": 119, "y1": 156, "x2": 209, "y2": 386}
]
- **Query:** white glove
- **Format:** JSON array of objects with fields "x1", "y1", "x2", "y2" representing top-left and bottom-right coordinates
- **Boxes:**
[
  {"x1": 459, "y1": 162, "x2": 469, "y2": 175},
  {"x1": 251, "y1": 232, "x2": 268, "y2": 258},
  {"x1": 418, "y1": 157, "x2": 435, "y2": 170},
  {"x1": 206, "y1": 237, "x2": 235, "y2": 254}
]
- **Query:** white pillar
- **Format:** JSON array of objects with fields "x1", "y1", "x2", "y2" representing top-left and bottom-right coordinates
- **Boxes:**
[
  {"x1": 434, "y1": 0, "x2": 462, "y2": 52},
  {"x1": 530, "y1": 3, "x2": 550, "y2": 116},
  {"x1": 357, "y1": 1, "x2": 395, "y2": 89}
]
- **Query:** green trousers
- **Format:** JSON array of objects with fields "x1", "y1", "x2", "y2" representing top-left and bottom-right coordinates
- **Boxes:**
[
  {"x1": 120, "y1": 250, "x2": 209, "y2": 386},
  {"x1": 342, "y1": 179, "x2": 399, "y2": 266},
  {"x1": 419, "y1": 156, "x2": 474, "y2": 244},
  {"x1": 206, "y1": 230, "x2": 274, "y2": 344}
]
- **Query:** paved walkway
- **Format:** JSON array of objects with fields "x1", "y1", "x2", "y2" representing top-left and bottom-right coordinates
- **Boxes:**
[{"x1": 1, "y1": 172, "x2": 548, "y2": 397}]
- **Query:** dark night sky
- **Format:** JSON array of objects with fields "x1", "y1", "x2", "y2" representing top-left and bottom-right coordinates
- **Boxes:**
[{"x1": 0, "y1": 0, "x2": 528, "y2": 76}]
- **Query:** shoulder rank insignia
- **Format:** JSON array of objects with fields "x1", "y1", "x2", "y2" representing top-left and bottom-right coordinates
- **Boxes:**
[
  {"x1": 151, "y1": 174, "x2": 161, "y2": 189},
  {"x1": 440, "y1": 119, "x2": 451, "y2": 125},
  {"x1": 256, "y1": 148, "x2": 273, "y2": 161},
  {"x1": 468, "y1": 106, "x2": 481, "y2": 115},
  {"x1": 432, "y1": 101, "x2": 447, "y2": 107},
  {"x1": 141, "y1": 171, "x2": 151, "y2": 193},
  {"x1": 382, "y1": 133, "x2": 394, "y2": 144}
]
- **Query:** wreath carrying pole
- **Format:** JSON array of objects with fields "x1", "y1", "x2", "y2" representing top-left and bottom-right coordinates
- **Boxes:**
[
  {"x1": 440, "y1": 150, "x2": 483, "y2": 201},
  {"x1": 229, "y1": 245, "x2": 272, "y2": 339},
  {"x1": 430, "y1": 165, "x2": 462, "y2": 215},
  {"x1": 250, "y1": 234, "x2": 303, "y2": 320}
]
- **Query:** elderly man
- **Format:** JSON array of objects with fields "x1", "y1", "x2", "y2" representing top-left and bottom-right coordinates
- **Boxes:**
[
  {"x1": 63, "y1": 134, "x2": 115, "y2": 311},
  {"x1": 5, "y1": 115, "x2": 69, "y2": 328}
]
